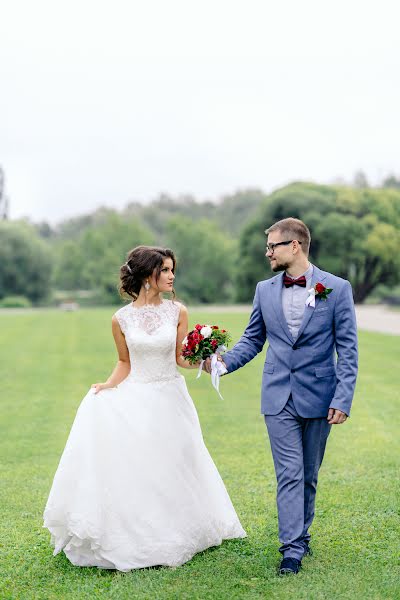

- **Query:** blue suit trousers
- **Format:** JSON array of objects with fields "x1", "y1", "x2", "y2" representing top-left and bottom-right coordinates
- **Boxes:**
[{"x1": 265, "y1": 396, "x2": 331, "y2": 560}]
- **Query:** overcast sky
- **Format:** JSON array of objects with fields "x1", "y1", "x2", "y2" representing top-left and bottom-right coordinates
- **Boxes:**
[{"x1": 1, "y1": 0, "x2": 399, "y2": 223}]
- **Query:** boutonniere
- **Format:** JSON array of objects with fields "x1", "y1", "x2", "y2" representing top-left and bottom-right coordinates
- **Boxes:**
[{"x1": 305, "y1": 283, "x2": 333, "y2": 308}]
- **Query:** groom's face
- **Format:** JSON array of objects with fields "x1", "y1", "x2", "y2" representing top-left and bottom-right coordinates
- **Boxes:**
[{"x1": 266, "y1": 232, "x2": 292, "y2": 272}]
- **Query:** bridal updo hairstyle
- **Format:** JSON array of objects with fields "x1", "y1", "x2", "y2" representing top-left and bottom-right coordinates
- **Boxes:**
[{"x1": 119, "y1": 246, "x2": 177, "y2": 300}]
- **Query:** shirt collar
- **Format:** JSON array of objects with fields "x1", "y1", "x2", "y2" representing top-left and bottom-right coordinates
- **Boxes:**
[{"x1": 285, "y1": 263, "x2": 313, "y2": 281}]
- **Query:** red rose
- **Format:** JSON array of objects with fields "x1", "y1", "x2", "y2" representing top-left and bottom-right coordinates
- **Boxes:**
[
  {"x1": 211, "y1": 339, "x2": 218, "y2": 348},
  {"x1": 191, "y1": 332, "x2": 203, "y2": 344},
  {"x1": 221, "y1": 329, "x2": 226, "y2": 333},
  {"x1": 195, "y1": 324, "x2": 203, "y2": 331},
  {"x1": 212, "y1": 325, "x2": 219, "y2": 329},
  {"x1": 315, "y1": 283, "x2": 325, "y2": 294}
]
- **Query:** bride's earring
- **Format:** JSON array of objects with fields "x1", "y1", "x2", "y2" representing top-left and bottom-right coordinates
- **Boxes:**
[{"x1": 144, "y1": 280, "x2": 150, "y2": 304}]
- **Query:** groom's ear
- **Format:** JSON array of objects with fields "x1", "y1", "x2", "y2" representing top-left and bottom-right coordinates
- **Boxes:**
[{"x1": 293, "y1": 240, "x2": 302, "y2": 253}]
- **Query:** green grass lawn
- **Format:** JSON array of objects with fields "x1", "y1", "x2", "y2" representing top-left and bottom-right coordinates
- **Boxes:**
[{"x1": 0, "y1": 308, "x2": 399, "y2": 600}]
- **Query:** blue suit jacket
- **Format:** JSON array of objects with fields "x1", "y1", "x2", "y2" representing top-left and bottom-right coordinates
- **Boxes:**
[{"x1": 223, "y1": 266, "x2": 358, "y2": 417}]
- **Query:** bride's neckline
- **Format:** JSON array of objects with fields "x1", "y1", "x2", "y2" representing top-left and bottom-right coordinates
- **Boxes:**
[{"x1": 130, "y1": 299, "x2": 166, "y2": 310}]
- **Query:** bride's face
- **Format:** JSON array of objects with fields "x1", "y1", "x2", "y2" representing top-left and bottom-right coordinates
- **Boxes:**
[{"x1": 149, "y1": 258, "x2": 175, "y2": 292}]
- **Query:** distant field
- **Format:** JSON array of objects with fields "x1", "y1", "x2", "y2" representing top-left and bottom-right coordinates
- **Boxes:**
[{"x1": 0, "y1": 308, "x2": 399, "y2": 599}]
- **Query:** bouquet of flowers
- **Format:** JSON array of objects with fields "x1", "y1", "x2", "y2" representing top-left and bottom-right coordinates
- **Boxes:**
[
  {"x1": 181, "y1": 324, "x2": 232, "y2": 398},
  {"x1": 181, "y1": 324, "x2": 231, "y2": 364}
]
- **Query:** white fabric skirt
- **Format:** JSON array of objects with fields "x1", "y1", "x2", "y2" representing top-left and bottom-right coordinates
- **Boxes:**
[{"x1": 43, "y1": 375, "x2": 246, "y2": 571}]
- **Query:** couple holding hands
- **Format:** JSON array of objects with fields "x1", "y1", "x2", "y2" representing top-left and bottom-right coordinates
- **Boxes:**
[{"x1": 43, "y1": 217, "x2": 358, "y2": 576}]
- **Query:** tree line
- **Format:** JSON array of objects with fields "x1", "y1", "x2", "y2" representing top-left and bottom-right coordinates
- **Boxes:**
[{"x1": 0, "y1": 182, "x2": 399, "y2": 306}]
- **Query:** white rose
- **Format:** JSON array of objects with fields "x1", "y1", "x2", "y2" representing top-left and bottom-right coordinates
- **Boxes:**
[
  {"x1": 200, "y1": 326, "x2": 212, "y2": 338},
  {"x1": 182, "y1": 336, "x2": 188, "y2": 345}
]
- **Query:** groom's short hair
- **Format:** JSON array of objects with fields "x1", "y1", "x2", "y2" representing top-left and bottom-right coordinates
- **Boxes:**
[{"x1": 265, "y1": 218, "x2": 311, "y2": 255}]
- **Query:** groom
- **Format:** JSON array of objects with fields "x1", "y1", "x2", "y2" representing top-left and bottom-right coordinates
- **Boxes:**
[{"x1": 207, "y1": 217, "x2": 358, "y2": 575}]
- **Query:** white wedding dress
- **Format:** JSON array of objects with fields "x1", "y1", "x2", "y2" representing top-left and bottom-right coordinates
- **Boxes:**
[{"x1": 43, "y1": 299, "x2": 246, "y2": 571}]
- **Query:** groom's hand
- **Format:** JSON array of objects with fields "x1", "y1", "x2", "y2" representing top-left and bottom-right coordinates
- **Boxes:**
[
  {"x1": 203, "y1": 355, "x2": 227, "y2": 374},
  {"x1": 327, "y1": 408, "x2": 347, "y2": 425}
]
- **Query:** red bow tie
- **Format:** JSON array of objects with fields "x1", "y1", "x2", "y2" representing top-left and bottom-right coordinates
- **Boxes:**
[{"x1": 283, "y1": 274, "x2": 307, "y2": 288}]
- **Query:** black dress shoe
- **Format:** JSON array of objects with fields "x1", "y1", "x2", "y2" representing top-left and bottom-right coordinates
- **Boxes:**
[{"x1": 279, "y1": 557, "x2": 302, "y2": 575}]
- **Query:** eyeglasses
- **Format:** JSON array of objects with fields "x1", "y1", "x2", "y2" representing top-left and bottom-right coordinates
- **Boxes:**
[{"x1": 266, "y1": 240, "x2": 302, "y2": 253}]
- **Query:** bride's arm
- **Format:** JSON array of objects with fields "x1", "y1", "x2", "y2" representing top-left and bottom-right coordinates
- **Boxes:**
[
  {"x1": 92, "y1": 316, "x2": 131, "y2": 393},
  {"x1": 175, "y1": 304, "x2": 199, "y2": 369}
]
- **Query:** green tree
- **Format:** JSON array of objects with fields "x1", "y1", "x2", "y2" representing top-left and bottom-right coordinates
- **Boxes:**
[
  {"x1": 236, "y1": 182, "x2": 400, "y2": 303},
  {"x1": 215, "y1": 189, "x2": 265, "y2": 236},
  {"x1": 165, "y1": 216, "x2": 236, "y2": 303},
  {"x1": 0, "y1": 220, "x2": 53, "y2": 302},
  {"x1": 123, "y1": 190, "x2": 264, "y2": 241},
  {"x1": 382, "y1": 174, "x2": 400, "y2": 189},
  {"x1": 53, "y1": 241, "x2": 89, "y2": 290},
  {"x1": 125, "y1": 195, "x2": 216, "y2": 240},
  {"x1": 52, "y1": 213, "x2": 154, "y2": 302},
  {"x1": 353, "y1": 170, "x2": 369, "y2": 188}
]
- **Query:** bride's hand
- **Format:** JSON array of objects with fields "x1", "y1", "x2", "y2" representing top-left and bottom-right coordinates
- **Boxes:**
[{"x1": 91, "y1": 382, "x2": 114, "y2": 394}]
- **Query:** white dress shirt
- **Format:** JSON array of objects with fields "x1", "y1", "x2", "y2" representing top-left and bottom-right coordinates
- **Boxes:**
[{"x1": 282, "y1": 263, "x2": 314, "y2": 339}]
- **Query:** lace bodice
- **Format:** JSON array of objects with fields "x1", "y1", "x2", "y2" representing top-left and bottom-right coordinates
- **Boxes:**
[{"x1": 114, "y1": 299, "x2": 182, "y2": 384}]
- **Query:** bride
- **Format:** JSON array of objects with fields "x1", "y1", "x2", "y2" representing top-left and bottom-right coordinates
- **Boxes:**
[{"x1": 43, "y1": 245, "x2": 246, "y2": 571}]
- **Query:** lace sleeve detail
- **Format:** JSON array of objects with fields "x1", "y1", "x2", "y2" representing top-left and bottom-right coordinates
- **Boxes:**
[
  {"x1": 168, "y1": 300, "x2": 181, "y2": 328},
  {"x1": 114, "y1": 304, "x2": 131, "y2": 335}
]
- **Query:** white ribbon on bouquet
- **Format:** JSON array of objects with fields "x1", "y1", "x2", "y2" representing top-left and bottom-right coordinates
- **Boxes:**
[{"x1": 196, "y1": 345, "x2": 228, "y2": 399}]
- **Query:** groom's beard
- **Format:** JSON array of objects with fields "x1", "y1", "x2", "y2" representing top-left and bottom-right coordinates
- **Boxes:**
[{"x1": 269, "y1": 259, "x2": 290, "y2": 272}]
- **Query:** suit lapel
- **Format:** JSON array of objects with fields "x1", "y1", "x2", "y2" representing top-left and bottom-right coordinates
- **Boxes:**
[
  {"x1": 270, "y1": 273, "x2": 294, "y2": 343},
  {"x1": 295, "y1": 265, "x2": 326, "y2": 340}
]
